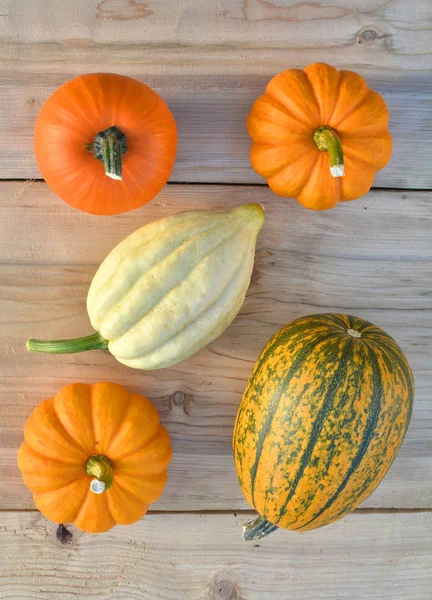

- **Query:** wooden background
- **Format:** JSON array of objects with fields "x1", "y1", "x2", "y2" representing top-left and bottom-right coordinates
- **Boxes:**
[{"x1": 0, "y1": 1, "x2": 431, "y2": 598}]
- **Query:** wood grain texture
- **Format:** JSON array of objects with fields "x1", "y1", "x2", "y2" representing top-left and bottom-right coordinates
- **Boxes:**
[
  {"x1": 0, "y1": 0, "x2": 430, "y2": 186},
  {"x1": 4, "y1": 0, "x2": 432, "y2": 52},
  {"x1": 0, "y1": 182, "x2": 430, "y2": 511},
  {"x1": 1, "y1": 511, "x2": 431, "y2": 600}
]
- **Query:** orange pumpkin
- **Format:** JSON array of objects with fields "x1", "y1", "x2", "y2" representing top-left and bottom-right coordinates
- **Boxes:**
[
  {"x1": 34, "y1": 73, "x2": 177, "y2": 215},
  {"x1": 17, "y1": 382, "x2": 172, "y2": 533},
  {"x1": 247, "y1": 63, "x2": 392, "y2": 210}
]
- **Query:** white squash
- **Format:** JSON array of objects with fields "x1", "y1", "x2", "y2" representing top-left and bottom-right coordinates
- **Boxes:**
[{"x1": 27, "y1": 204, "x2": 265, "y2": 370}]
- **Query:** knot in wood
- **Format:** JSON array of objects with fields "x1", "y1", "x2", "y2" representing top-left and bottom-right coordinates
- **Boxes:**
[
  {"x1": 209, "y1": 577, "x2": 239, "y2": 600},
  {"x1": 56, "y1": 524, "x2": 73, "y2": 545},
  {"x1": 172, "y1": 391, "x2": 186, "y2": 405},
  {"x1": 356, "y1": 26, "x2": 391, "y2": 49},
  {"x1": 360, "y1": 29, "x2": 376, "y2": 41}
]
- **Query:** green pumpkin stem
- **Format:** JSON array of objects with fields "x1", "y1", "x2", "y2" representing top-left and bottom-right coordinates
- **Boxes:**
[
  {"x1": 91, "y1": 125, "x2": 127, "y2": 181},
  {"x1": 313, "y1": 126, "x2": 345, "y2": 178},
  {"x1": 26, "y1": 332, "x2": 108, "y2": 354},
  {"x1": 243, "y1": 515, "x2": 279, "y2": 541},
  {"x1": 86, "y1": 455, "x2": 114, "y2": 493}
]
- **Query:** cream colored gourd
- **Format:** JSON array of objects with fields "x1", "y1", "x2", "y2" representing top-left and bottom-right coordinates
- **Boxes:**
[{"x1": 27, "y1": 204, "x2": 265, "y2": 370}]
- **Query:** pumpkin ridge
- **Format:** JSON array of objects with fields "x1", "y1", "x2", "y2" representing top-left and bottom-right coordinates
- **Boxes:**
[
  {"x1": 88, "y1": 386, "x2": 97, "y2": 453},
  {"x1": 112, "y1": 477, "x2": 151, "y2": 505},
  {"x1": 33, "y1": 473, "x2": 88, "y2": 496},
  {"x1": 293, "y1": 342, "x2": 383, "y2": 530},
  {"x1": 293, "y1": 152, "x2": 320, "y2": 197},
  {"x1": 336, "y1": 90, "x2": 390, "y2": 136},
  {"x1": 328, "y1": 81, "x2": 370, "y2": 129},
  {"x1": 247, "y1": 65, "x2": 392, "y2": 209},
  {"x1": 324, "y1": 73, "x2": 344, "y2": 128},
  {"x1": 341, "y1": 146, "x2": 378, "y2": 172},
  {"x1": 255, "y1": 92, "x2": 312, "y2": 129},
  {"x1": 33, "y1": 476, "x2": 90, "y2": 525},
  {"x1": 111, "y1": 239, "x2": 251, "y2": 361},
  {"x1": 100, "y1": 221, "x2": 243, "y2": 340},
  {"x1": 100, "y1": 393, "x2": 136, "y2": 461},
  {"x1": 52, "y1": 389, "x2": 95, "y2": 455},
  {"x1": 266, "y1": 145, "x2": 318, "y2": 193},
  {"x1": 301, "y1": 70, "x2": 321, "y2": 123},
  {"x1": 90, "y1": 383, "x2": 130, "y2": 456},
  {"x1": 302, "y1": 67, "x2": 332, "y2": 125},
  {"x1": 18, "y1": 443, "x2": 87, "y2": 492},
  {"x1": 110, "y1": 429, "x2": 163, "y2": 462},
  {"x1": 275, "y1": 337, "x2": 355, "y2": 524},
  {"x1": 297, "y1": 153, "x2": 343, "y2": 209},
  {"x1": 249, "y1": 332, "x2": 339, "y2": 505},
  {"x1": 26, "y1": 398, "x2": 88, "y2": 460},
  {"x1": 73, "y1": 486, "x2": 116, "y2": 531}
]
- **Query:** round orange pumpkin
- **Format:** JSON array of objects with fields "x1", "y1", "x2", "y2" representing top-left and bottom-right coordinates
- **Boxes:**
[
  {"x1": 247, "y1": 63, "x2": 392, "y2": 210},
  {"x1": 17, "y1": 382, "x2": 172, "y2": 533},
  {"x1": 34, "y1": 73, "x2": 177, "y2": 215}
]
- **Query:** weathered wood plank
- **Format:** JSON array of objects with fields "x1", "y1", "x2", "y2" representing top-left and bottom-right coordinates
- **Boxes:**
[
  {"x1": 1, "y1": 182, "x2": 431, "y2": 264},
  {"x1": 0, "y1": 56, "x2": 429, "y2": 189},
  {"x1": 1, "y1": 511, "x2": 431, "y2": 600},
  {"x1": 5, "y1": 0, "x2": 432, "y2": 55},
  {"x1": 0, "y1": 0, "x2": 430, "y2": 185},
  {"x1": 0, "y1": 182, "x2": 430, "y2": 511}
]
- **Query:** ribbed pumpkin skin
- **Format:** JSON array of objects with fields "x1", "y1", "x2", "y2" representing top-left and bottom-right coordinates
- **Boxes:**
[
  {"x1": 87, "y1": 204, "x2": 264, "y2": 370},
  {"x1": 233, "y1": 314, "x2": 414, "y2": 532},
  {"x1": 18, "y1": 382, "x2": 172, "y2": 533},
  {"x1": 247, "y1": 63, "x2": 392, "y2": 210}
]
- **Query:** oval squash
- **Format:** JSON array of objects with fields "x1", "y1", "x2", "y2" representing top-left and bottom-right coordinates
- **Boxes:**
[
  {"x1": 18, "y1": 382, "x2": 172, "y2": 533},
  {"x1": 26, "y1": 204, "x2": 265, "y2": 370},
  {"x1": 233, "y1": 313, "x2": 414, "y2": 540}
]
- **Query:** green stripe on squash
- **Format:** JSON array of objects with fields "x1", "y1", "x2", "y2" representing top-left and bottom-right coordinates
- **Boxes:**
[{"x1": 233, "y1": 313, "x2": 414, "y2": 540}]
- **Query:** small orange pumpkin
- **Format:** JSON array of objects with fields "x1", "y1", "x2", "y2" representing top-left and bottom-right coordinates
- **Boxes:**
[
  {"x1": 247, "y1": 63, "x2": 392, "y2": 210},
  {"x1": 18, "y1": 382, "x2": 172, "y2": 533},
  {"x1": 34, "y1": 73, "x2": 177, "y2": 215}
]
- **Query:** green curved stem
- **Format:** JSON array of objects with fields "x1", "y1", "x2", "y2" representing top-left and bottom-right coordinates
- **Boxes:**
[
  {"x1": 313, "y1": 126, "x2": 344, "y2": 178},
  {"x1": 86, "y1": 455, "x2": 114, "y2": 492},
  {"x1": 243, "y1": 515, "x2": 279, "y2": 541},
  {"x1": 26, "y1": 331, "x2": 108, "y2": 354},
  {"x1": 91, "y1": 125, "x2": 127, "y2": 180}
]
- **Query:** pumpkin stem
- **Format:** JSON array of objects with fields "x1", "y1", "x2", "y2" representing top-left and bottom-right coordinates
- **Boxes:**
[
  {"x1": 313, "y1": 126, "x2": 345, "y2": 178},
  {"x1": 91, "y1": 125, "x2": 127, "y2": 181},
  {"x1": 86, "y1": 455, "x2": 114, "y2": 493},
  {"x1": 26, "y1": 331, "x2": 109, "y2": 354},
  {"x1": 242, "y1": 515, "x2": 279, "y2": 541}
]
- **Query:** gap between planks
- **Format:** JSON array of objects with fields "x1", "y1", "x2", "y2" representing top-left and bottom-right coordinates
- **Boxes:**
[
  {"x1": 0, "y1": 178, "x2": 431, "y2": 193},
  {"x1": 1, "y1": 508, "x2": 431, "y2": 514}
]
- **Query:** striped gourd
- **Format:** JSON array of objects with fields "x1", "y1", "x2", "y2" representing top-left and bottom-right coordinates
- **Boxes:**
[{"x1": 233, "y1": 313, "x2": 414, "y2": 540}]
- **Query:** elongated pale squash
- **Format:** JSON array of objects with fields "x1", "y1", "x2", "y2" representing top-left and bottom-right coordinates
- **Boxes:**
[{"x1": 27, "y1": 204, "x2": 265, "y2": 370}]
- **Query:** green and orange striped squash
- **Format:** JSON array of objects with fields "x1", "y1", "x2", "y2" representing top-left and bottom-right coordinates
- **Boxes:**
[{"x1": 233, "y1": 313, "x2": 414, "y2": 540}]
